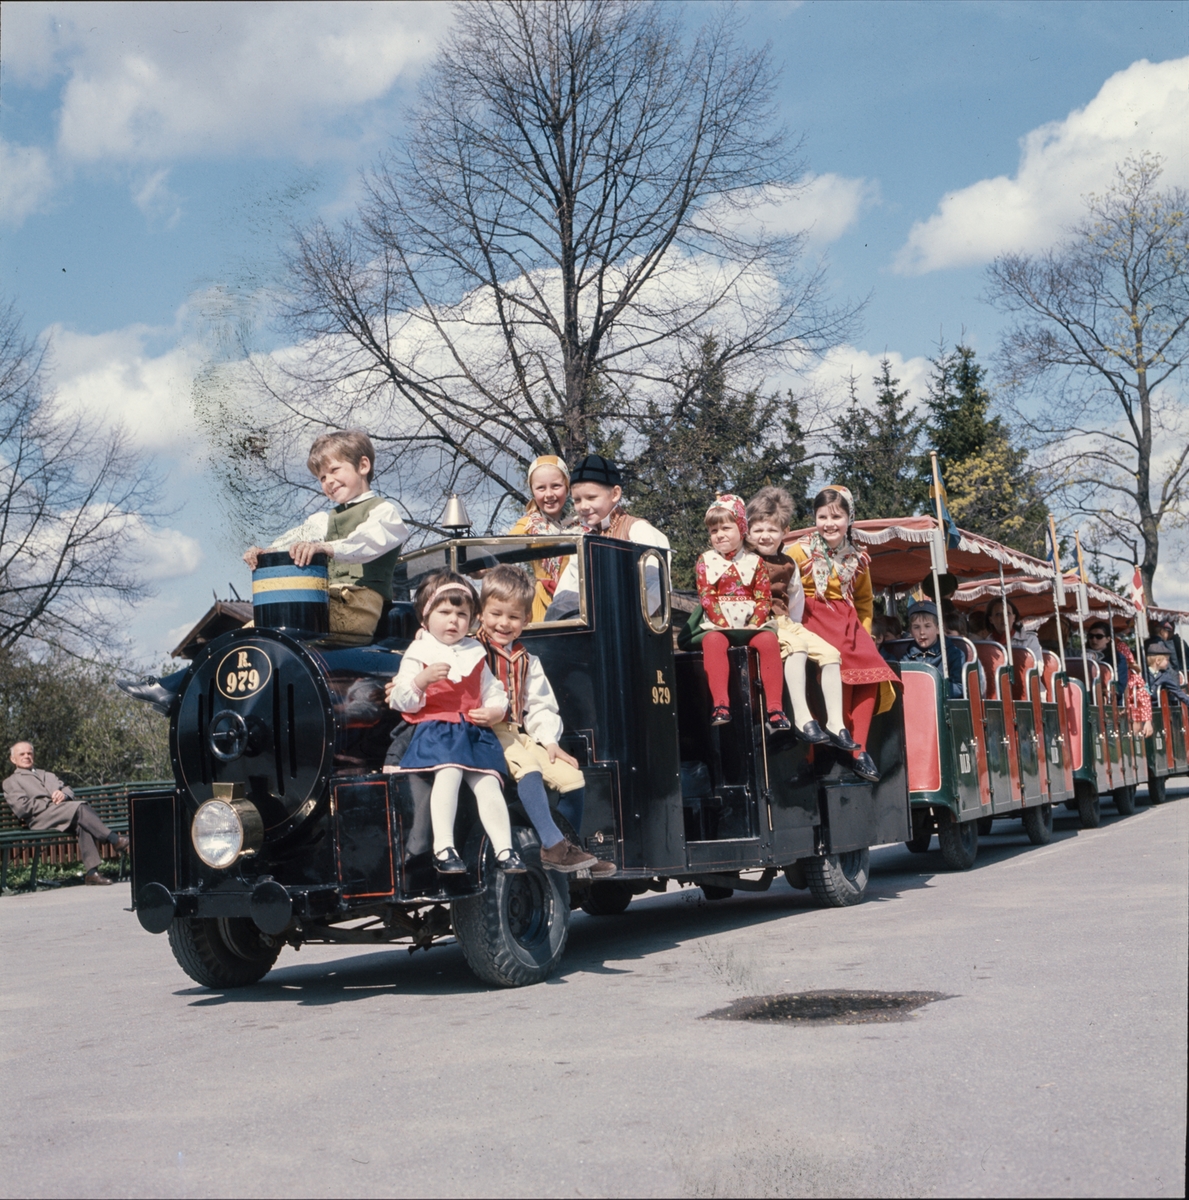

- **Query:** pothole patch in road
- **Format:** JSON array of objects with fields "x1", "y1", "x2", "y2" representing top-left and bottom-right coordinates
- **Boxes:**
[{"x1": 703, "y1": 989, "x2": 952, "y2": 1025}]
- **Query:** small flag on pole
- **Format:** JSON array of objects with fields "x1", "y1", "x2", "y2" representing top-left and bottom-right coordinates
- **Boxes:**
[
  {"x1": 1073, "y1": 531, "x2": 1091, "y2": 618},
  {"x1": 1131, "y1": 566, "x2": 1150, "y2": 641},
  {"x1": 929, "y1": 453, "x2": 961, "y2": 551}
]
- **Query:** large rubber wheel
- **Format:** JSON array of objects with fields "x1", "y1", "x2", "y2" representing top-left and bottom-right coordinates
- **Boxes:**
[
  {"x1": 1113, "y1": 786, "x2": 1136, "y2": 816},
  {"x1": 1076, "y1": 780, "x2": 1101, "y2": 829},
  {"x1": 1022, "y1": 802, "x2": 1053, "y2": 845},
  {"x1": 976, "y1": 816, "x2": 994, "y2": 836},
  {"x1": 1148, "y1": 775, "x2": 1167, "y2": 805},
  {"x1": 937, "y1": 816, "x2": 979, "y2": 870},
  {"x1": 905, "y1": 833, "x2": 932, "y2": 854},
  {"x1": 579, "y1": 880, "x2": 634, "y2": 916},
  {"x1": 167, "y1": 916, "x2": 281, "y2": 988},
  {"x1": 803, "y1": 849, "x2": 869, "y2": 907},
  {"x1": 452, "y1": 826, "x2": 569, "y2": 987}
]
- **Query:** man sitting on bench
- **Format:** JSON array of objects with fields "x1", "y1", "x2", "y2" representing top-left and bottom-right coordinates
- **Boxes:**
[{"x1": 3, "y1": 743, "x2": 129, "y2": 886}]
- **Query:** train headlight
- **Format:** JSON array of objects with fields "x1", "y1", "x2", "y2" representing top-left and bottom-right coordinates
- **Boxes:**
[{"x1": 191, "y1": 796, "x2": 264, "y2": 869}]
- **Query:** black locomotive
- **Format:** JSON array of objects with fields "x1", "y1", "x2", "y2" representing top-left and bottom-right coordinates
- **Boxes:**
[{"x1": 127, "y1": 534, "x2": 910, "y2": 989}]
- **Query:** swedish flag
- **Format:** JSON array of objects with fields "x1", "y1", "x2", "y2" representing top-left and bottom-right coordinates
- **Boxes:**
[{"x1": 929, "y1": 455, "x2": 961, "y2": 550}]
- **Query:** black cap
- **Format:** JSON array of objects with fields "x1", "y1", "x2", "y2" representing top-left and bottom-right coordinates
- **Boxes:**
[
  {"x1": 906, "y1": 600, "x2": 939, "y2": 621},
  {"x1": 570, "y1": 454, "x2": 622, "y2": 488},
  {"x1": 1146, "y1": 640, "x2": 1175, "y2": 656}
]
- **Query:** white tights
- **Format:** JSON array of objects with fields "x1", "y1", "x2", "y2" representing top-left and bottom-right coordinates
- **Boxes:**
[
  {"x1": 783, "y1": 653, "x2": 847, "y2": 734},
  {"x1": 430, "y1": 768, "x2": 513, "y2": 858}
]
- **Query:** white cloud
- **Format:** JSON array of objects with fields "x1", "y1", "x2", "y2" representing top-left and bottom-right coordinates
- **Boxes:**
[
  {"x1": 0, "y1": 138, "x2": 56, "y2": 224},
  {"x1": 117, "y1": 512, "x2": 203, "y2": 582},
  {"x1": 2, "y1": 2, "x2": 452, "y2": 164},
  {"x1": 711, "y1": 174, "x2": 877, "y2": 246},
  {"x1": 803, "y1": 344, "x2": 932, "y2": 412},
  {"x1": 132, "y1": 168, "x2": 181, "y2": 226},
  {"x1": 46, "y1": 322, "x2": 202, "y2": 452},
  {"x1": 895, "y1": 56, "x2": 1189, "y2": 274}
]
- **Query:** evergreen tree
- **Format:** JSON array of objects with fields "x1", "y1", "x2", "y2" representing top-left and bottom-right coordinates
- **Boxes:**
[
  {"x1": 923, "y1": 344, "x2": 1047, "y2": 555},
  {"x1": 828, "y1": 359, "x2": 928, "y2": 520},
  {"x1": 625, "y1": 337, "x2": 813, "y2": 588}
]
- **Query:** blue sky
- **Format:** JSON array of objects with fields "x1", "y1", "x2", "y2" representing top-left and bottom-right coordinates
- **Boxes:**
[{"x1": 2, "y1": 1, "x2": 1187, "y2": 659}]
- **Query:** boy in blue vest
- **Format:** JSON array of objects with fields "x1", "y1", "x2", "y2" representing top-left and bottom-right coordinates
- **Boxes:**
[{"x1": 244, "y1": 430, "x2": 409, "y2": 645}]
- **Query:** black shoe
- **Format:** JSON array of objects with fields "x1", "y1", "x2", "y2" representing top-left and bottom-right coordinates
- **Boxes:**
[
  {"x1": 495, "y1": 849, "x2": 528, "y2": 874},
  {"x1": 798, "y1": 720, "x2": 832, "y2": 745},
  {"x1": 117, "y1": 677, "x2": 178, "y2": 716},
  {"x1": 433, "y1": 847, "x2": 467, "y2": 874},
  {"x1": 710, "y1": 706, "x2": 732, "y2": 726},
  {"x1": 852, "y1": 751, "x2": 880, "y2": 782},
  {"x1": 828, "y1": 727, "x2": 860, "y2": 752},
  {"x1": 766, "y1": 710, "x2": 792, "y2": 733}
]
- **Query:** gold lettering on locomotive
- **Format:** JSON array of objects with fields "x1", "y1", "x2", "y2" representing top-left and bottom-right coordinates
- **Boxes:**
[{"x1": 216, "y1": 645, "x2": 273, "y2": 699}]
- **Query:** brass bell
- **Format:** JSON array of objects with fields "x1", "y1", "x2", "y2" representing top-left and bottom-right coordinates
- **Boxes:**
[{"x1": 439, "y1": 492, "x2": 472, "y2": 535}]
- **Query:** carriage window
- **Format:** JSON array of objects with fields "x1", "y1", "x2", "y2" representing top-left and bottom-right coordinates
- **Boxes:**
[{"x1": 638, "y1": 549, "x2": 670, "y2": 634}]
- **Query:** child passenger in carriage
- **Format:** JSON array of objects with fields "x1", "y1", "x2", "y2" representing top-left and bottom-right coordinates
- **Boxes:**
[
  {"x1": 901, "y1": 600, "x2": 965, "y2": 698},
  {"x1": 689, "y1": 495, "x2": 789, "y2": 732},
  {"x1": 477, "y1": 566, "x2": 614, "y2": 877},
  {"x1": 785, "y1": 486, "x2": 899, "y2": 783},
  {"x1": 506, "y1": 455, "x2": 581, "y2": 622},
  {"x1": 744, "y1": 486, "x2": 853, "y2": 746}
]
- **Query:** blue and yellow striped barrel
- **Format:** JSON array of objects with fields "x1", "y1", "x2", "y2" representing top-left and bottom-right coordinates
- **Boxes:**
[{"x1": 252, "y1": 551, "x2": 330, "y2": 636}]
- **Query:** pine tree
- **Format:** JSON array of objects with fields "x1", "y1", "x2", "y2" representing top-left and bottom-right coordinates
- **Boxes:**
[
  {"x1": 625, "y1": 336, "x2": 813, "y2": 588},
  {"x1": 923, "y1": 344, "x2": 1047, "y2": 554},
  {"x1": 828, "y1": 359, "x2": 928, "y2": 520}
]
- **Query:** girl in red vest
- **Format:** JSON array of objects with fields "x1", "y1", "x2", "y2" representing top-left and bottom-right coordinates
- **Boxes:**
[{"x1": 387, "y1": 570, "x2": 526, "y2": 875}]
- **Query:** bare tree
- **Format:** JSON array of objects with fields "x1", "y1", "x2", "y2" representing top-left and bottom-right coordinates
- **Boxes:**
[
  {"x1": 200, "y1": 0, "x2": 855, "y2": 537},
  {"x1": 987, "y1": 154, "x2": 1189, "y2": 602},
  {"x1": 0, "y1": 301, "x2": 161, "y2": 652}
]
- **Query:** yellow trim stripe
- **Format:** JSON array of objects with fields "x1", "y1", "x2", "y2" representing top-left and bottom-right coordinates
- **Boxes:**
[{"x1": 252, "y1": 576, "x2": 329, "y2": 594}]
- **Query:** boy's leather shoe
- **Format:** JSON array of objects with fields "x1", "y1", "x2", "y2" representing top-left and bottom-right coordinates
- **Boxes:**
[
  {"x1": 798, "y1": 720, "x2": 832, "y2": 744},
  {"x1": 852, "y1": 751, "x2": 880, "y2": 782},
  {"x1": 828, "y1": 727, "x2": 860, "y2": 752},
  {"x1": 540, "y1": 839, "x2": 597, "y2": 873},
  {"x1": 710, "y1": 706, "x2": 732, "y2": 726},
  {"x1": 495, "y1": 849, "x2": 528, "y2": 874},
  {"x1": 588, "y1": 859, "x2": 617, "y2": 878},
  {"x1": 433, "y1": 847, "x2": 467, "y2": 874}
]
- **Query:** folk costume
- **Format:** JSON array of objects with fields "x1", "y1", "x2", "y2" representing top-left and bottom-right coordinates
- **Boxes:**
[
  {"x1": 387, "y1": 620, "x2": 516, "y2": 867},
  {"x1": 268, "y1": 490, "x2": 409, "y2": 642},
  {"x1": 689, "y1": 495, "x2": 787, "y2": 727},
  {"x1": 1116, "y1": 641, "x2": 1152, "y2": 727},
  {"x1": 507, "y1": 455, "x2": 581, "y2": 622},
  {"x1": 479, "y1": 631, "x2": 587, "y2": 840},
  {"x1": 787, "y1": 487, "x2": 898, "y2": 765}
]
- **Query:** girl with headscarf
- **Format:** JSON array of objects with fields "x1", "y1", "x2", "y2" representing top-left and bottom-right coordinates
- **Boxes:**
[
  {"x1": 786, "y1": 486, "x2": 899, "y2": 782},
  {"x1": 507, "y1": 455, "x2": 580, "y2": 621}
]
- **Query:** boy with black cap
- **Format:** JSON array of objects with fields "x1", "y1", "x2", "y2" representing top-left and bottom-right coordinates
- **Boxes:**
[
  {"x1": 548, "y1": 454, "x2": 669, "y2": 616},
  {"x1": 1147, "y1": 641, "x2": 1189, "y2": 707},
  {"x1": 902, "y1": 599, "x2": 966, "y2": 697}
]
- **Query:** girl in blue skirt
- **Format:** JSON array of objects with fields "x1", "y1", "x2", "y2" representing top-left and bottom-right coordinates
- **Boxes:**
[{"x1": 387, "y1": 570, "x2": 526, "y2": 875}]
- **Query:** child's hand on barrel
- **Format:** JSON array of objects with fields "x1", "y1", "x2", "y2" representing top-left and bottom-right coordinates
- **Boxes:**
[
  {"x1": 242, "y1": 546, "x2": 262, "y2": 569},
  {"x1": 290, "y1": 540, "x2": 331, "y2": 566}
]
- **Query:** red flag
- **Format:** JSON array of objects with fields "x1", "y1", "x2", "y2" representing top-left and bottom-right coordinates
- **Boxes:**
[{"x1": 1131, "y1": 566, "x2": 1145, "y2": 614}]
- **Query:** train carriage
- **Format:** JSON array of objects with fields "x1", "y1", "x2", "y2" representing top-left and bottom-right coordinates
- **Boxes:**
[
  {"x1": 1145, "y1": 606, "x2": 1189, "y2": 804},
  {"x1": 125, "y1": 532, "x2": 909, "y2": 990}
]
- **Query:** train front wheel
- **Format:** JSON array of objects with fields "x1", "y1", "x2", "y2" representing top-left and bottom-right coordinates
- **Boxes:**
[
  {"x1": 167, "y1": 916, "x2": 281, "y2": 989},
  {"x1": 1022, "y1": 802, "x2": 1053, "y2": 845},
  {"x1": 937, "y1": 815, "x2": 979, "y2": 870},
  {"x1": 803, "y1": 849, "x2": 869, "y2": 907}
]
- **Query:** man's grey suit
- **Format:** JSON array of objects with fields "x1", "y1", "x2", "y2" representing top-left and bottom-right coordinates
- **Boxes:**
[{"x1": 3, "y1": 768, "x2": 117, "y2": 871}]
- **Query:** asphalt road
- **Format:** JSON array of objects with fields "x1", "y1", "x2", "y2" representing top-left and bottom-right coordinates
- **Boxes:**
[{"x1": 2, "y1": 786, "x2": 1186, "y2": 1200}]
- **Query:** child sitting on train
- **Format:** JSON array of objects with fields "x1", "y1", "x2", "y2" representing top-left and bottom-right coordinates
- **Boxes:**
[
  {"x1": 786, "y1": 485, "x2": 899, "y2": 783},
  {"x1": 1146, "y1": 641, "x2": 1189, "y2": 707},
  {"x1": 243, "y1": 430, "x2": 409, "y2": 645},
  {"x1": 548, "y1": 454, "x2": 669, "y2": 618},
  {"x1": 477, "y1": 566, "x2": 614, "y2": 877},
  {"x1": 685, "y1": 494, "x2": 789, "y2": 732},
  {"x1": 385, "y1": 570, "x2": 526, "y2": 876},
  {"x1": 506, "y1": 455, "x2": 581, "y2": 621},
  {"x1": 745, "y1": 486, "x2": 852, "y2": 746},
  {"x1": 901, "y1": 600, "x2": 966, "y2": 698}
]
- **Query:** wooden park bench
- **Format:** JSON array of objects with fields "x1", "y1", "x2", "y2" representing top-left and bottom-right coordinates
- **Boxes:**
[{"x1": 0, "y1": 780, "x2": 173, "y2": 892}]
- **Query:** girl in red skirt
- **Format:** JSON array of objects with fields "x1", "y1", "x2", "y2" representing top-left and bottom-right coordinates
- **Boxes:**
[{"x1": 786, "y1": 486, "x2": 898, "y2": 781}]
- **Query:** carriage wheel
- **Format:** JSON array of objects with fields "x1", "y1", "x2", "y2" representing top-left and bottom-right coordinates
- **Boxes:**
[
  {"x1": 1147, "y1": 775, "x2": 1167, "y2": 805},
  {"x1": 803, "y1": 849, "x2": 869, "y2": 907},
  {"x1": 1112, "y1": 785, "x2": 1137, "y2": 816},
  {"x1": 1075, "y1": 780, "x2": 1101, "y2": 829},
  {"x1": 976, "y1": 816, "x2": 994, "y2": 836},
  {"x1": 937, "y1": 815, "x2": 979, "y2": 870},
  {"x1": 1022, "y1": 803, "x2": 1053, "y2": 845},
  {"x1": 452, "y1": 825, "x2": 570, "y2": 987},
  {"x1": 904, "y1": 833, "x2": 932, "y2": 854},
  {"x1": 167, "y1": 917, "x2": 280, "y2": 989}
]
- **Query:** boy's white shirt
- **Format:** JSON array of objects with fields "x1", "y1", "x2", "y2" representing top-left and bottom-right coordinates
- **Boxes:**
[
  {"x1": 515, "y1": 651, "x2": 566, "y2": 747},
  {"x1": 553, "y1": 516, "x2": 670, "y2": 598},
  {"x1": 388, "y1": 632, "x2": 508, "y2": 715},
  {"x1": 267, "y1": 491, "x2": 410, "y2": 565},
  {"x1": 784, "y1": 557, "x2": 807, "y2": 624}
]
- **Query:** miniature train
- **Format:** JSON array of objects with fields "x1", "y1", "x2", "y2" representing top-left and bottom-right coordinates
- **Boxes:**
[{"x1": 123, "y1": 524, "x2": 1186, "y2": 990}]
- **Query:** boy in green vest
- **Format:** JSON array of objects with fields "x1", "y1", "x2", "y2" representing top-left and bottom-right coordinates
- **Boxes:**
[{"x1": 243, "y1": 430, "x2": 409, "y2": 644}]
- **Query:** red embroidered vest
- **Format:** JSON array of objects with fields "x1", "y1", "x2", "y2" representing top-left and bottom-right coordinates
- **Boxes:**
[{"x1": 405, "y1": 660, "x2": 486, "y2": 724}]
